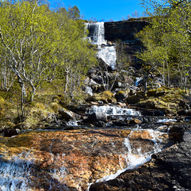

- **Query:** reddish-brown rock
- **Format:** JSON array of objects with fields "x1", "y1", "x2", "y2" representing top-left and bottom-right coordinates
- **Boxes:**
[{"x1": 0, "y1": 129, "x2": 168, "y2": 191}]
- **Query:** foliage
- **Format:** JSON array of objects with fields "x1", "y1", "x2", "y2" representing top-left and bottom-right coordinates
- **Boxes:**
[
  {"x1": 137, "y1": 0, "x2": 191, "y2": 89},
  {"x1": 0, "y1": 0, "x2": 97, "y2": 116},
  {"x1": 68, "y1": 6, "x2": 80, "y2": 20}
]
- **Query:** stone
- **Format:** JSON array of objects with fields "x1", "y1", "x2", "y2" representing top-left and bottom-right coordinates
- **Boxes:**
[
  {"x1": 132, "y1": 118, "x2": 142, "y2": 124},
  {"x1": 58, "y1": 107, "x2": 78, "y2": 122},
  {"x1": 2, "y1": 127, "x2": 19, "y2": 137},
  {"x1": 0, "y1": 129, "x2": 169, "y2": 191},
  {"x1": 115, "y1": 91, "x2": 126, "y2": 102},
  {"x1": 89, "y1": 125, "x2": 191, "y2": 191}
]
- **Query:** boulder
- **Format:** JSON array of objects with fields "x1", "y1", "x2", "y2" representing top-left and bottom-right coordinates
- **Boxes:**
[
  {"x1": 58, "y1": 108, "x2": 76, "y2": 121},
  {"x1": 0, "y1": 129, "x2": 168, "y2": 191},
  {"x1": 126, "y1": 92, "x2": 145, "y2": 104},
  {"x1": 2, "y1": 127, "x2": 19, "y2": 137},
  {"x1": 115, "y1": 91, "x2": 126, "y2": 102},
  {"x1": 89, "y1": 125, "x2": 191, "y2": 191},
  {"x1": 147, "y1": 88, "x2": 166, "y2": 97}
]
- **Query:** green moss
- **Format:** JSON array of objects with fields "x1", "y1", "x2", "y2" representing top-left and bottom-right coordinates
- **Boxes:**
[
  {"x1": 92, "y1": 91, "x2": 116, "y2": 103},
  {"x1": 102, "y1": 91, "x2": 114, "y2": 98},
  {"x1": 34, "y1": 102, "x2": 46, "y2": 110},
  {"x1": 0, "y1": 96, "x2": 5, "y2": 105},
  {"x1": 116, "y1": 90, "x2": 125, "y2": 95},
  {"x1": 50, "y1": 102, "x2": 61, "y2": 113}
]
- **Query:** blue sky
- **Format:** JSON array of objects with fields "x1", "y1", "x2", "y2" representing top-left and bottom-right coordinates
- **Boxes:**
[{"x1": 49, "y1": 0, "x2": 146, "y2": 21}]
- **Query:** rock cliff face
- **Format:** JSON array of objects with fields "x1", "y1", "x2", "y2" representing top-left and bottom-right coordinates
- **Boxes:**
[
  {"x1": 104, "y1": 19, "x2": 149, "y2": 42},
  {"x1": 104, "y1": 19, "x2": 149, "y2": 66}
]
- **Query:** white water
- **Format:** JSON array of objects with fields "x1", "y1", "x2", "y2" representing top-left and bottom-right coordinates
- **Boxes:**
[
  {"x1": 0, "y1": 151, "x2": 67, "y2": 191},
  {"x1": 135, "y1": 77, "x2": 143, "y2": 87},
  {"x1": 66, "y1": 120, "x2": 79, "y2": 126},
  {"x1": 157, "y1": 119, "x2": 177, "y2": 123},
  {"x1": 89, "y1": 105, "x2": 141, "y2": 119},
  {"x1": 86, "y1": 22, "x2": 117, "y2": 69},
  {"x1": 0, "y1": 151, "x2": 33, "y2": 191},
  {"x1": 90, "y1": 129, "x2": 165, "y2": 186}
]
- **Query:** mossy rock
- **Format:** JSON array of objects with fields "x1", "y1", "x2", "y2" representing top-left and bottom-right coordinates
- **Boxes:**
[
  {"x1": 102, "y1": 91, "x2": 114, "y2": 98},
  {"x1": 147, "y1": 88, "x2": 166, "y2": 97},
  {"x1": 0, "y1": 96, "x2": 6, "y2": 116},
  {"x1": 126, "y1": 92, "x2": 145, "y2": 104},
  {"x1": 115, "y1": 91, "x2": 126, "y2": 102},
  {"x1": 138, "y1": 98, "x2": 176, "y2": 114},
  {"x1": 91, "y1": 91, "x2": 116, "y2": 103},
  {"x1": 50, "y1": 102, "x2": 61, "y2": 113},
  {"x1": 138, "y1": 87, "x2": 187, "y2": 114},
  {"x1": 23, "y1": 102, "x2": 55, "y2": 129},
  {"x1": 126, "y1": 95, "x2": 141, "y2": 104},
  {"x1": 0, "y1": 96, "x2": 5, "y2": 105}
]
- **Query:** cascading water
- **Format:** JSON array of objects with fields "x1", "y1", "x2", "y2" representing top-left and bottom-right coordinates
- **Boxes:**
[
  {"x1": 0, "y1": 151, "x2": 68, "y2": 191},
  {"x1": 88, "y1": 129, "x2": 166, "y2": 188},
  {"x1": 86, "y1": 22, "x2": 117, "y2": 70},
  {"x1": 88, "y1": 105, "x2": 141, "y2": 119},
  {"x1": 0, "y1": 128, "x2": 169, "y2": 191},
  {"x1": 0, "y1": 151, "x2": 33, "y2": 191}
]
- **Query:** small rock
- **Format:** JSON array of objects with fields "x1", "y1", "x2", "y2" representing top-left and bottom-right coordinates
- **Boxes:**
[
  {"x1": 3, "y1": 128, "x2": 19, "y2": 137},
  {"x1": 118, "y1": 102, "x2": 126, "y2": 107},
  {"x1": 58, "y1": 108, "x2": 76, "y2": 121}
]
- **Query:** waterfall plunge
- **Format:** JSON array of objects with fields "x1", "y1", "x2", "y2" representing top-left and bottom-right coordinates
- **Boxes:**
[{"x1": 86, "y1": 22, "x2": 117, "y2": 70}]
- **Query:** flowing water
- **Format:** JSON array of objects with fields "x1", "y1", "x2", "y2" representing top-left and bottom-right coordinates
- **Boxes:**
[
  {"x1": 86, "y1": 22, "x2": 117, "y2": 69},
  {"x1": 0, "y1": 22, "x2": 172, "y2": 191},
  {"x1": 87, "y1": 129, "x2": 166, "y2": 189},
  {"x1": 0, "y1": 123, "x2": 169, "y2": 191},
  {"x1": 89, "y1": 105, "x2": 141, "y2": 118}
]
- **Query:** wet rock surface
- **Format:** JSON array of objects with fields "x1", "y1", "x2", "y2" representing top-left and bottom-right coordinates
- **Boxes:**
[
  {"x1": 89, "y1": 126, "x2": 191, "y2": 191},
  {"x1": 104, "y1": 20, "x2": 148, "y2": 42},
  {"x1": 0, "y1": 129, "x2": 168, "y2": 191}
]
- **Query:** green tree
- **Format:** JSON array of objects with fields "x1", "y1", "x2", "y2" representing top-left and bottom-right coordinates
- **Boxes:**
[
  {"x1": 0, "y1": 0, "x2": 97, "y2": 116},
  {"x1": 68, "y1": 5, "x2": 80, "y2": 20},
  {"x1": 137, "y1": 0, "x2": 191, "y2": 89}
]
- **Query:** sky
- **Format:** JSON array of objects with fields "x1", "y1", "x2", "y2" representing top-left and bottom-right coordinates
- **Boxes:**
[{"x1": 48, "y1": 0, "x2": 146, "y2": 21}]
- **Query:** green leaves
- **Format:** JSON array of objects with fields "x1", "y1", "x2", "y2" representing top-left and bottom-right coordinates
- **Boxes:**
[
  {"x1": 0, "y1": 0, "x2": 97, "y2": 103},
  {"x1": 138, "y1": 0, "x2": 191, "y2": 87}
]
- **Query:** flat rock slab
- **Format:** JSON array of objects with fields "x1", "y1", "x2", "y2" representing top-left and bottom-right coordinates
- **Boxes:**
[
  {"x1": 0, "y1": 129, "x2": 168, "y2": 191},
  {"x1": 89, "y1": 127, "x2": 191, "y2": 191}
]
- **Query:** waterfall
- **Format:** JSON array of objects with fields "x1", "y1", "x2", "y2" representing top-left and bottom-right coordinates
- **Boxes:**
[
  {"x1": 89, "y1": 105, "x2": 141, "y2": 118},
  {"x1": 86, "y1": 22, "x2": 117, "y2": 70},
  {"x1": 91, "y1": 129, "x2": 166, "y2": 186}
]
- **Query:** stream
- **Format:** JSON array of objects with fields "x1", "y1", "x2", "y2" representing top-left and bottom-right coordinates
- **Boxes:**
[{"x1": 0, "y1": 105, "x2": 171, "y2": 191}]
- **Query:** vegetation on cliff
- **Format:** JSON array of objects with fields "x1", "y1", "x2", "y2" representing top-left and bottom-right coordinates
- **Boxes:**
[
  {"x1": 137, "y1": 0, "x2": 191, "y2": 90},
  {"x1": 0, "y1": 0, "x2": 97, "y2": 119}
]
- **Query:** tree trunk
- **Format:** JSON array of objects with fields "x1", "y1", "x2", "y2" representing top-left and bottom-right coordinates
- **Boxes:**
[
  {"x1": 163, "y1": 62, "x2": 166, "y2": 86},
  {"x1": 65, "y1": 70, "x2": 69, "y2": 93},
  {"x1": 30, "y1": 85, "x2": 36, "y2": 102},
  {"x1": 167, "y1": 64, "x2": 170, "y2": 87},
  {"x1": 19, "y1": 80, "x2": 26, "y2": 119}
]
